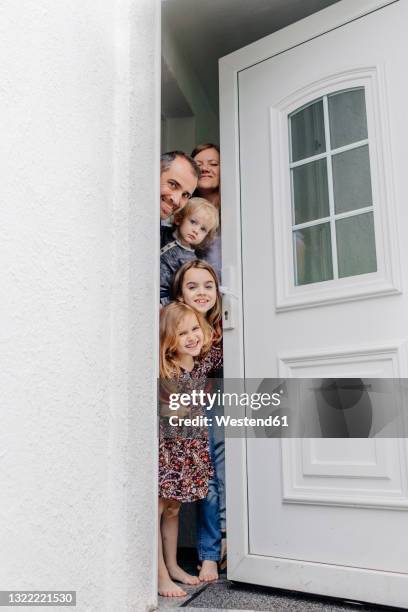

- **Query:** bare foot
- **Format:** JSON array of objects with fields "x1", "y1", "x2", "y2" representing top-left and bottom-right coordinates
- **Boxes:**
[
  {"x1": 158, "y1": 575, "x2": 187, "y2": 597},
  {"x1": 168, "y1": 564, "x2": 200, "y2": 585},
  {"x1": 198, "y1": 559, "x2": 218, "y2": 582}
]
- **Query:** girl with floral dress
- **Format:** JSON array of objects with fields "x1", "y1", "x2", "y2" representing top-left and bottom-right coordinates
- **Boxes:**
[{"x1": 158, "y1": 302, "x2": 222, "y2": 597}]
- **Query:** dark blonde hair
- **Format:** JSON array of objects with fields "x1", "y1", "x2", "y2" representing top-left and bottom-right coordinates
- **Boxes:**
[
  {"x1": 159, "y1": 302, "x2": 212, "y2": 379},
  {"x1": 171, "y1": 260, "x2": 222, "y2": 345},
  {"x1": 191, "y1": 144, "x2": 221, "y2": 213},
  {"x1": 191, "y1": 143, "x2": 220, "y2": 158},
  {"x1": 174, "y1": 197, "x2": 219, "y2": 248}
]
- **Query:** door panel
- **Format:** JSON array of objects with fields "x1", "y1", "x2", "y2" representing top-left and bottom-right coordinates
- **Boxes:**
[
  {"x1": 223, "y1": 0, "x2": 408, "y2": 606},
  {"x1": 248, "y1": 438, "x2": 408, "y2": 571}
]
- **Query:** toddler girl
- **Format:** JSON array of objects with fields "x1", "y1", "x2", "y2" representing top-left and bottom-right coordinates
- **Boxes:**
[
  {"x1": 172, "y1": 260, "x2": 225, "y2": 582},
  {"x1": 158, "y1": 302, "x2": 220, "y2": 597},
  {"x1": 160, "y1": 198, "x2": 219, "y2": 305}
]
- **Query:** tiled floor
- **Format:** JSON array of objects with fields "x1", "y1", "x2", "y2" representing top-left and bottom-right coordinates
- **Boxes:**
[
  {"x1": 158, "y1": 550, "x2": 402, "y2": 612},
  {"x1": 159, "y1": 577, "x2": 401, "y2": 612},
  {"x1": 158, "y1": 577, "x2": 208, "y2": 609}
]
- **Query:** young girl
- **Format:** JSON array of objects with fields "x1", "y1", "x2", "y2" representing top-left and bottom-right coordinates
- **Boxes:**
[
  {"x1": 158, "y1": 302, "x2": 221, "y2": 597},
  {"x1": 171, "y1": 260, "x2": 225, "y2": 583},
  {"x1": 160, "y1": 198, "x2": 219, "y2": 305},
  {"x1": 171, "y1": 259, "x2": 222, "y2": 347}
]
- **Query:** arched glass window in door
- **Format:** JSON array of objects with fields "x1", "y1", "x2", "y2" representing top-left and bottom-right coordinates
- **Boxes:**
[{"x1": 289, "y1": 88, "x2": 377, "y2": 286}]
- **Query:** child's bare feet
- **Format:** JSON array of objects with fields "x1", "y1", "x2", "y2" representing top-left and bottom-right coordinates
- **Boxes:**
[
  {"x1": 158, "y1": 575, "x2": 187, "y2": 597},
  {"x1": 198, "y1": 559, "x2": 218, "y2": 582},
  {"x1": 168, "y1": 565, "x2": 200, "y2": 585}
]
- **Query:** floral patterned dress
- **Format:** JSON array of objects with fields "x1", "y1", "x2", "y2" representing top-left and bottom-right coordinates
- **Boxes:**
[{"x1": 159, "y1": 343, "x2": 223, "y2": 502}]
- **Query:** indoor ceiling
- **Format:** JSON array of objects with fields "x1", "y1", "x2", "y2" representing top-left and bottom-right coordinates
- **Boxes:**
[{"x1": 162, "y1": 0, "x2": 340, "y2": 113}]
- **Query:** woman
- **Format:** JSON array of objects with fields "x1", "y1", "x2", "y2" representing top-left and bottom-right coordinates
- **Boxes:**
[{"x1": 192, "y1": 144, "x2": 221, "y2": 280}]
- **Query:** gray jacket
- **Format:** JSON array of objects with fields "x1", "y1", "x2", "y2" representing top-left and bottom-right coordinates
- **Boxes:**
[{"x1": 160, "y1": 229, "x2": 196, "y2": 305}]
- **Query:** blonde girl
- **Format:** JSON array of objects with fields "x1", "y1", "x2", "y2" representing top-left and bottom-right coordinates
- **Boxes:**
[{"x1": 158, "y1": 302, "x2": 215, "y2": 597}]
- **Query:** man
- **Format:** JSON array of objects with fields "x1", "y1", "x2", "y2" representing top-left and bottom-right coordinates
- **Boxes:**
[{"x1": 160, "y1": 151, "x2": 200, "y2": 221}]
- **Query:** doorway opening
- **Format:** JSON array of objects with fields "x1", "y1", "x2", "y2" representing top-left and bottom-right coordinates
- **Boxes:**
[{"x1": 159, "y1": 0, "x2": 341, "y2": 606}]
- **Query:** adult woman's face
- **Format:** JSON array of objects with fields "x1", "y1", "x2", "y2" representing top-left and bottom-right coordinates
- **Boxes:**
[{"x1": 194, "y1": 147, "x2": 220, "y2": 192}]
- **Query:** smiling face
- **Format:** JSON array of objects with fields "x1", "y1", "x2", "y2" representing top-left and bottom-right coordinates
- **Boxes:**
[
  {"x1": 160, "y1": 157, "x2": 198, "y2": 220},
  {"x1": 194, "y1": 147, "x2": 220, "y2": 192},
  {"x1": 177, "y1": 208, "x2": 214, "y2": 248},
  {"x1": 174, "y1": 312, "x2": 204, "y2": 364},
  {"x1": 181, "y1": 268, "x2": 217, "y2": 315}
]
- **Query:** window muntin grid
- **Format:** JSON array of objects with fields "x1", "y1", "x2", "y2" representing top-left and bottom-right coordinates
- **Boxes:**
[{"x1": 289, "y1": 87, "x2": 377, "y2": 286}]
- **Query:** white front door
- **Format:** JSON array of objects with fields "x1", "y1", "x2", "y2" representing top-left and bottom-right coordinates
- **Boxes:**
[{"x1": 220, "y1": 0, "x2": 408, "y2": 607}]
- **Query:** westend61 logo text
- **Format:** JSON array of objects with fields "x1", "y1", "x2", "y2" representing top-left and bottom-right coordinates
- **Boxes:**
[{"x1": 168, "y1": 390, "x2": 282, "y2": 411}]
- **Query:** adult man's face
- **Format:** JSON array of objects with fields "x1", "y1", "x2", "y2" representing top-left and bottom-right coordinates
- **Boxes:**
[{"x1": 160, "y1": 157, "x2": 198, "y2": 220}]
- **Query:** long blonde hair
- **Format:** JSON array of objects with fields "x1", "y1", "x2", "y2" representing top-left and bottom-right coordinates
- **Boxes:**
[
  {"x1": 171, "y1": 260, "x2": 222, "y2": 345},
  {"x1": 159, "y1": 302, "x2": 212, "y2": 379}
]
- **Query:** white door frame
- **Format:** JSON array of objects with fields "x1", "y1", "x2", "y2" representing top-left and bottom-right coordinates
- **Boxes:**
[{"x1": 219, "y1": 0, "x2": 406, "y2": 605}]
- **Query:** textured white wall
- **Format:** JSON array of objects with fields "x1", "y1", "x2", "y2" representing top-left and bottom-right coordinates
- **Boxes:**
[{"x1": 0, "y1": 1, "x2": 159, "y2": 610}]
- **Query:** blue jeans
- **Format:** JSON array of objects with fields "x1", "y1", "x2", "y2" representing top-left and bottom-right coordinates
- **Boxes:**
[{"x1": 197, "y1": 419, "x2": 226, "y2": 561}]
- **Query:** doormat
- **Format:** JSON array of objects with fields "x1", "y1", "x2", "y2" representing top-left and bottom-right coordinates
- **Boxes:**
[{"x1": 182, "y1": 579, "x2": 402, "y2": 611}]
